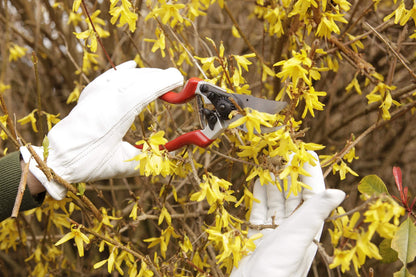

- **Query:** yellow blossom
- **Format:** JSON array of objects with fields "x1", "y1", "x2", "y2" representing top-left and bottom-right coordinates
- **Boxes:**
[
  {"x1": 383, "y1": 0, "x2": 408, "y2": 25},
  {"x1": 73, "y1": 10, "x2": 110, "y2": 52},
  {"x1": 0, "y1": 115, "x2": 8, "y2": 140},
  {"x1": 18, "y1": 109, "x2": 38, "y2": 132},
  {"x1": 315, "y1": 12, "x2": 348, "y2": 38},
  {"x1": 144, "y1": 28, "x2": 166, "y2": 57},
  {"x1": 67, "y1": 83, "x2": 81, "y2": 104},
  {"x1": 109, "y1": 0, "x2": 138, "y2": 32},
  {"x1": 275, "y1": 49, "x2": 312, "y2": 86},
  {"x1": 330, "y1": 248, "x2": 356, "y2": 273},
  {"x1": 0, "y1": 82, "x2": 11, "y2": 94},
  {"x1": 145, "y1": 1, "x2": 186, "y2": 28},
  {"x1": 9, "y1": 43, "x2": 28, "y2": 62},
  {"x1": 345, "y1": 74, "x2": 362, "y2": 94},
  {"x1": 55, "y1": 224, "x2": 90, "y2": 257},
  {"x1": 301, "y1": 86, "x2": 326, "y2": 118},
  {"x1": 279, "y1": 154, "x2": 312, "y2": 196},
  {"x1": 228, "y1": 108, "x2": 277, "y2": 140}
]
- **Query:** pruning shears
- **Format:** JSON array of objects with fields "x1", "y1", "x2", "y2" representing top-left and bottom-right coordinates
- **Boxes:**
[{"x1": 136, "y1": 78, "x2": 287, "y2": 152}]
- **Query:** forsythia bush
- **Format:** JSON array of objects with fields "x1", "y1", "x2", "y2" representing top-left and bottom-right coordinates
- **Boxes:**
[{"x1": 0, "y1": 0, "x2": 415, "y2": 276}]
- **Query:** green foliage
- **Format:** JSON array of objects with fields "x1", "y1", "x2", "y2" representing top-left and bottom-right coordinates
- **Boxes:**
[
  {"x1": 392, "y1": 217, "x2": 416, "y2": 276},
  {"x1": 358, "y1": 175, "x2": 389, "y2": 196}
]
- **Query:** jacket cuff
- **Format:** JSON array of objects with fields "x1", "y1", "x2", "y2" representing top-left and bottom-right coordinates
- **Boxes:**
[{"x1": 0, "y1": 151, "x2": 44, "y2": 222}]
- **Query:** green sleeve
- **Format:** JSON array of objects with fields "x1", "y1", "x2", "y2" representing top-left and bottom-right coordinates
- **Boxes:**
[{"x1": 0, "y1": 151, "x2": 45, "y2": 222}]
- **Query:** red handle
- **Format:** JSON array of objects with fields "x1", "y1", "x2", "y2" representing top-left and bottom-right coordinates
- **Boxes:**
[
  {"x1": 159, "y1": 77, "x2": 203, "y2": 104},
  {"x1": 135, "y1": 130, "x2": 214, "y2": 152}
]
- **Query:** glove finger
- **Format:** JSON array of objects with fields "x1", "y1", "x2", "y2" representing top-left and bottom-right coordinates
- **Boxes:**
[
  {"x1": 265, "y1": 176, "x2": 286, "y2": 223},
  {"x1": 250, "y1": 178, "x2": 268, "y2": 225},
  {"x1": 281, "y1": 153, "x2": 303, "y2": 217},
  {"x1": 115, "y1": 60, "x2": 137, "y2": 70},
  {"x1": 301, "y1": 151, "x2": 326, "y2": 201},
  {"x1": 51, "y1": 67, "x2": 183, "y2": 150},
  {"x1": 81, "y1": 141, "x2": 142, "y2": 182},
  {"x1": 243, "y1": 189, "x2": 345, "y2": 277}
]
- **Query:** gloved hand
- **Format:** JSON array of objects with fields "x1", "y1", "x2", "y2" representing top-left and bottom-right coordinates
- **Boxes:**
[
  {"x1": 20, "y1": 61, "x2": 184, "y2": 200},
  {"x1": 230, "y1": 152, "x2": 345, "y2": 277}
]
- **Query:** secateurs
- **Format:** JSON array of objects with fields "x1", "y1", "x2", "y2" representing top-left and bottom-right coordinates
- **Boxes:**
[{"x1": 136, "y1": 78, "x2": 287, "y2": 152}]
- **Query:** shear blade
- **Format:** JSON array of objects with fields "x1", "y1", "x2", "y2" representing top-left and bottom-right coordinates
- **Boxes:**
[{"x1": 232, "y1": 94, "x2": 287, "y2": 114}]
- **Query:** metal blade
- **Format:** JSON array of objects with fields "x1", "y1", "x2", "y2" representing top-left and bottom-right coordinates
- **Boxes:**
[{"x1": 231, "y1": 93, "x2": 287, "y2": 115}]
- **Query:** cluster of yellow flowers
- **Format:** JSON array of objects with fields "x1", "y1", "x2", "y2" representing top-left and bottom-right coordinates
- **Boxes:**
[{"x1": 329, "y1": 196, "x2": 405, "y2": 274}]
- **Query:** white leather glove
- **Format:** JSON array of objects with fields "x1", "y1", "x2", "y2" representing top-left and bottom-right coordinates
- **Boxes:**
[
  {"x1": 230, "y1": 152, "x2": 345, "y2": 277},
  {"x1": 21, "y1": 61, "x2": 184, "y2": 200}
]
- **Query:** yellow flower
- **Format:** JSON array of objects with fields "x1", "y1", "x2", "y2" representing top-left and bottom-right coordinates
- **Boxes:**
[
  {"x1": 78, "y1": 51, "x2": 99, "y2": 75},
  {"x1": 73, "y1": 10, "x2": 110, "y2": 52},
  {"x1": 345, "y1": 74, "x2": 362, "y2": 94},
  {"x1": 190, "y1": 173, "x2": 236, "y2": 213},
  {"x1": 330, "y1": 248, "x2": 356, "y2": 273},
  {"x1": 301, "y1": 86, "x2": 327, "y2": 118},
  {"x1": 275, "y1": 50, "x2": 311, "y2": 86},
  {"x1": 0, "y1": 82, "x2": 11, "y2": 94},
  {"x1": 43, "y1": 111, "x2": 60, "y2": 131},
  {"x1": 158, "y1": 206, "x2": 172, "y2": 225},
  {"x1": 144, "y1": 28, "x2": 166, "y2": 57},
  {"x1": 366, "y1": 82, "x2": 399, "y2": 120},
  {"x1": 67, "y1": 11, "x2": 83, "y2": 26},
  {"x1": 18, "y1": 109, "x2": 38, "y2": 132},
  {"x1": 9, "y1": 43, "x2": 28, "y2": 62},
  {"x1": 383, "y1": 0, "x2": 408, "y2": 25},
  {"x1": 67, "y1": 83, "x2": 81, "y2": 104},
  {"x1": 0, "y1": 115, "x2": 8, "y2": 140},
  {"x1": 315, "y1": 12, "x2": 348, "y2": 38},
  {"x1": 55, "y1": 224, "x2": 90, "y2": 257},
  {"x1": 109, "y1": 0, "x2": 138, "y2": 32},
  {"x1": 228, "y1": 108, "x2": 276, "y2": 140},
  {"x1": 332, "y1": 160, "x2": 358, "y2": 180},
  {"x1": 364, "y1": 197, "x2": 405, "y2": 238},
  {"x1": 279, "y1": 154, "x2": 312, "y2": 196},
  {"x1": 145, "y1": 1, "x2": 186, "y2": 27}
]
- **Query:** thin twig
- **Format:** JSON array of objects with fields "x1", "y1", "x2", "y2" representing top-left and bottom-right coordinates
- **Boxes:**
[
  {"x1": 223, "y1": 3, "x2": 265, "y2": 65},
  {"x1": 24, "y1": 143, "x2": 103, "y2": 221},
  {"x1": 80, "y1": 0, "x2": 116, "y2": 70},
  {"x1": 323, "y1": 101, "x2": 416, "y2": 178},
  {"x1": 326, "y1": 196, "x2": 377, "y2": 222},
  {"x1": 0, "y1": 120, "x2": 20, "y2": 148},
  {"x1": 32, "y1": 52, "x2": 44, "y2": 138},
  {"x1": 70, "y1": 219, "x2": 161, "y2": 277},
  {"x1": 167, "y1": 25, "x2": 208, "y2": 79},
  {"x1": 0, "y1": 95, "x2": 17, "y2": 143},
  {"x1": 11, "y1": 159, "x2": 30, "y2": 217},
  {"x1": 364, "y1": 21, "x2": 416, "y2": 81}
]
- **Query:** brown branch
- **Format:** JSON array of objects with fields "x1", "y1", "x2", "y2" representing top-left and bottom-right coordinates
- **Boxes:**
[
  {"x1": 31, "y1": 52, "x2": 44, "y2": 138},
  {"x1": 0, "y1": 120, "x2": 20, "y2": 148},
  {"x1": 328, "y1": 36, "x2": 375, "y2": 75},
  {"x1": 11, "y1": 159, "x2": 30, "y2": 217},
  {"x1": 364, "y1": 21, "x2": 416, "y2": 81},
  {"x1": 80, "y1": 0, "x2": 116, "y2": 70},
  {"x1": 24, "y1": 143, "x2": 103, "y2": 221},
  {"x1": 323, "y1": 101, "x2": 416, "y2": 178},
  {"x1": 223, "y1": 3, "x2": 265, "y2": 66},
  {"x1": 0, "y1": 95, "x2": 17, "y2": 143},
  {"x1": 69, "y1": 219, "x2": 161, "y2": 277}
]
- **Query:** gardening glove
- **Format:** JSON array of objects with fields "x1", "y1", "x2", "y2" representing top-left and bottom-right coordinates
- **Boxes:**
[
  {"x1": 230, "y1": 151, "x2": 345, "y2": 277},
  {"x1": 20, "y1": 61, "x2": 184, "y2": 200}
]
